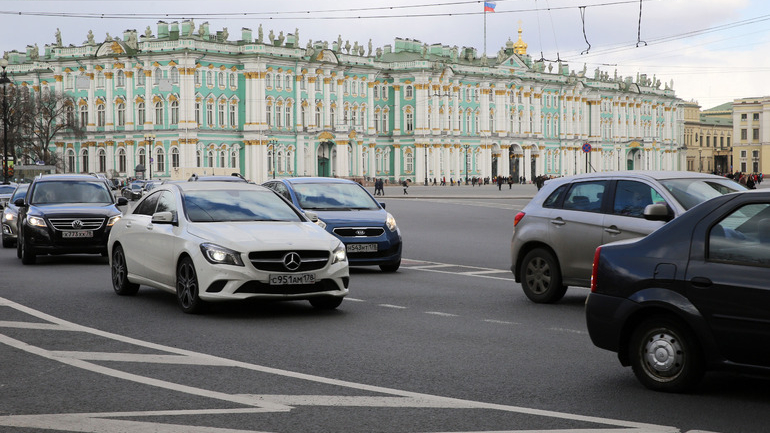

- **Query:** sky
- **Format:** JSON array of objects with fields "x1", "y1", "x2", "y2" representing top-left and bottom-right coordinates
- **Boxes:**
[{"x1": 1, "y1": 0, "x2": 769, "y2": 109}]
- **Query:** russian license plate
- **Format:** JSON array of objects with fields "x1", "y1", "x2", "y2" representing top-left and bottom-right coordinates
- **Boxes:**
[
  {"x1": 62, "y1": 230, "x2": 93, "y2": 238},
  {"x1": 346, "y1": 243, "x2": 378, "y2": 253},
  {"x1": 269, "y1": 273, "x2": 316, "y2": 285}
]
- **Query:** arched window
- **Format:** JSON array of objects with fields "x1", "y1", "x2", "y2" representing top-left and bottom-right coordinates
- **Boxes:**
[
  {"x1": 285, "y1": 75, "x2": 292, "y2": 91},
  {"x1": 116, "y1": 70, "x2": 125, "y2": 87},
  {"x1": 154, "y1": 68, "x2": 162, "y2": 86},
  {"x1": 229, "y1": 103, "x2": 237, "y2": 127},
  {"x1": 137, "y1": 102, "x2": 145, "y2": 126},
  {"x1": 116, "y1": 103, "x2": 125, "y2": 127},
  {"x1": 229, "y1": 72, "x2": 236, "y2": 88},
  {"x1": 154, "y1": 101, "x2": 164, "y2": 125},
  {"x1": 171, "y1": 147, "x2": 179, "y2": 169},
  {"x1": 206, "y1": 71, "x2": 213, "y2": 87},
  {"x1": 96, "y1": 72, "x2": 105, "y2": 88},
  {"x1": 80, "y1": 149, "x2": 89, "y2": 173},
  {"x1": 194, "y1": 69, "x2": 201, "y2": 86},
  {"x1": 118, "y1": 148, "x2": 126, "y2": 172},
  {"x1": 138, "y1": 148, "x2": 146, "y2": 168},
  {"x1": 285, "y1": 105, "x2": 292, "y2": 129},
  {"x1": 96, "y1": 104, "x2": 105, "y2": 127},
  {"x1": 170, "y1": 100, "x2": 179, "y2": 125},
  {"x1": 66, "y1": 149, "x2": 76, "y2": 173},
  {"x1": 230, "y1": 149, "x2": 238, "y2": 169},
  {"x1": 275, "y1": 74, "x2": 282, "y2": 90},
  {"x1": 98, "y1": 148, "x2": 106, "y2": 172},
  {"x1": 266, "y1": 103, "x2": 273, "y2": 127},
  {"x1": 137, "y1": 69, "x2": 146, "y2": 86},
  {"x1": 405, "y1": 85, "x2": 413, "y2": 99},
  {"x1": 206, "y1": 100, "x2": 214, "y2": 126},
  {"x1": 405, "y1": 151, "x2": 414, "y2": 173},
  {"x1": 220, "y1": 150, "x2": 227, "y2": 168},
  {"x1": 170, "y1": 67, "x2": 179, "y2": 84},
  {"x1": 195, "y1": 100, "x2": 201, "y2": 125},
  {"x1": 155, "y1": 148, "x2": 165, "y2": 173},
  {"x1": 219, "y1": 101, "x2": 226, "y2": 127},
  {"x1": 207, "y1": 150, "x2": 215, "y2": 167},
  {"x1": 196, "y1": 150, "x2": 202, "y2": 167},
  {"x1": 79, "y1": 104, "x2": 88, "y2": 128},
  {"x1": 265, "y1": 73, "x2": 272, "y2": 89},
  {"x1": 314, "y1": 105, "x2": 321, "y2": 128},
  {"x1": 218, "y1": 71, "x2": 225, "y2": 88}
]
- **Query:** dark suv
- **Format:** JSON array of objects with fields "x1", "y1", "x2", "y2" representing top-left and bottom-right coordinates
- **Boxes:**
[{"x1": 15, "y1": 174, "x2": 128, "y2": 264}]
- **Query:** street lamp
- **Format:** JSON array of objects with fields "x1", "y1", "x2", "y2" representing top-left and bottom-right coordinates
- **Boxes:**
[
  {"x1": 268, "y1": 139, "x2": 277, "y2": 179},
  {"x1": 0, "y1": 59, "x2": 10, "y2": 184},
  {"x1": 463, "y1": 144, "x2": 470, "y2": 184},
  {"x1": 144, "y1": 133, "x2": 155, "y2": 180}
]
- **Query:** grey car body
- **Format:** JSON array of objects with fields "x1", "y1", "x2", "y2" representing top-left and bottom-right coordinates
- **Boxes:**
[
  {"x1": 510, "y1": 171, "x2": 745, "y2": 303},
  {"x1": 2, "y1": 184, "x2": 28, "y2": 247}
]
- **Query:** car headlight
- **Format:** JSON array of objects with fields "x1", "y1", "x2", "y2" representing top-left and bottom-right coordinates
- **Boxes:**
[
  {"x1": 107, "y1": 215, "x2": 122, "y2": 226},
  {"x1": 27, "y1": 215, "x2": 46, "y2": 228},
  {"x1": 332, "y1": 242, "x2": 347, "y2": 264},
  {"x1": 2, "y1": 209, "x2": 12, "y2": 222},
  {"x1": 386, "y1": 212, "x2": 397, "y2": 232},
  {"x1": 200, "y1": 242, "x2": 244, "y2": 266},
  {"x1": 315, "y1": 218, "x2": 327, "y2": 229}
]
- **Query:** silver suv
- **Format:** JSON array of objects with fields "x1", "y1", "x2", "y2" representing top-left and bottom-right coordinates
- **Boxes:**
[{"x1": 511, "y1": 171, "x2": 745, "y2": 303}]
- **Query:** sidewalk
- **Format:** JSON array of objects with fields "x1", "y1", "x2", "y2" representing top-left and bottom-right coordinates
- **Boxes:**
[{"x1": 376, "y1": 182, "x2": 539, "y2": 199}]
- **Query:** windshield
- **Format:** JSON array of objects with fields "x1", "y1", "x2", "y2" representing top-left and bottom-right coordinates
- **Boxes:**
[
  {"x1": 31, "y1": 181, "x2": 113, "y2": 205},
  {"x1": 659, "y1": 178, "x2": 746, "y2": 210},
  {"x1": 184, "y1": 189, "x2": 303, "y2": 223},
  {"x1": 0, "y1": 185, "x2": 15, "y2": 195},
  {"x1": 292, "y1": 182, "x2": 379, "y2": 210}
]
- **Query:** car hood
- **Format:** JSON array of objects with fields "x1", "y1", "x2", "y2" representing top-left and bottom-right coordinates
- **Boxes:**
[
  {"x1": 30, "y1": 203, "x2": 120, "y2": 216},
  {"x1": 308, "y1": 209, "x2": 386, "y2": 226},
  {"x1": 187, "y1": 221, "x2": 340, "y2": 251}
]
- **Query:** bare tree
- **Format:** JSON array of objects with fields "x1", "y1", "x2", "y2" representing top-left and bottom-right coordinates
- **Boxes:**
[{"x1": 14, "y1": 89, "x2": 84, "y2": 169}]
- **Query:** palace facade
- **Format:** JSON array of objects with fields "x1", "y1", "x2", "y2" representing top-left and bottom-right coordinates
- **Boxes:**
[{"x1": 2, "y1": 21, "x2": 685, "y2": 182}]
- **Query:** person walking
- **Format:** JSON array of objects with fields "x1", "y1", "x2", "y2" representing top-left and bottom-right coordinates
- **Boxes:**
[{"x1": 402, "y1": 179, "x2": 409, "y2": 195}]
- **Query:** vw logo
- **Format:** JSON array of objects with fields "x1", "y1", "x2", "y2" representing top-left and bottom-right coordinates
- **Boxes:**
[
  {"x1": 71, "y1": 220, "x2": 83, "y2": 229},
  {"x1": 355, "y1": 230, "x2": 366, "y2": 236},
  {"x1": 282, "y1": 252, "x2": 301, "y2": 271}
]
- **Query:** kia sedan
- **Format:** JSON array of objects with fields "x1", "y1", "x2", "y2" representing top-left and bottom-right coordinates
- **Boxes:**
[
  {"x1": 108, "y1": 182, "x2": 349, "y2": 314},
  {"x1": 587, "y1": 189, "x2": 770, "y2": 392},
  {"x1": 263, "y1": 177, "x2": 402, "y2": 272},
  {"x1": 511, "y1": 171, "x2": 744, "y2": 303}
]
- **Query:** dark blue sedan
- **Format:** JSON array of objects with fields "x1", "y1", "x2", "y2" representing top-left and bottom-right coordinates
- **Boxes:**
[
  {"x1": 587, "y1": 189, "x2": 770, "y2": 392},
  {"x1": 263, "y1": 177, "x2": 402, "y2": 272}
]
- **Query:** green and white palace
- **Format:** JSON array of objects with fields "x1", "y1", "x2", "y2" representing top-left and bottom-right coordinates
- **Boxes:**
[{"x1": 2, "y1": 21, "x2": 685, "y2": 182}]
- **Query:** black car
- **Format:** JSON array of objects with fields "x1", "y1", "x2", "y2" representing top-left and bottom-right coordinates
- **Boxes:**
[
  {"x1": 121, "y1": 181, "x2": 146, "y2": 200},
  {"x1": 15, "y1": 174, "x2": 128, "y2": 264},
  {"x1": 586, "y1": 189, "x2": 770, "y2": 392}
]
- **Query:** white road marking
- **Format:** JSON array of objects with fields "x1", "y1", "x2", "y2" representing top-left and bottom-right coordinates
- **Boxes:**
[
  {"x1": 378, "y1": 303, "x2": 407, "y2": 309},
  {"x1": 0, "y1": 296, "x2": 684, "y2": 433},
  {"x1": 425, "y1": 311, "x2": 459, "y2": 317},
  {"x1": 483, "y1": 319, "x2": 519, "y2": 325}
]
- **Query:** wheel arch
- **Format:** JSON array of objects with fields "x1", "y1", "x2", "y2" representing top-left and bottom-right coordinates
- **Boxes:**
[{"x1": 514, "y1": 241, "x2": 559, "y2": 282}]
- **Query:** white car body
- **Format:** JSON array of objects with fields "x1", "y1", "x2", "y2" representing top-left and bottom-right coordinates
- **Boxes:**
[{"x1": 108, "y1": 182, "x2": 349, "y2": 313}]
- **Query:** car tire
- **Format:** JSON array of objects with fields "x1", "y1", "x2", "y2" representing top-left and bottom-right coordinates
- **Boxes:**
[
  {"x1": 176, "y1": 256, "x2": 204, "y2": 314},
  {"x1": 309, "y1": 296, "x2": 343, "y2": 310},
  {"x1": 16, "y1": 233, "x2": 22, "y2": 258},
  {"x1": 629, "y1": 316, "x2": 704, "y2": 393},
  {"x1": 520, "y1": 248, "x2": 566, "y2": 303},
  {"x1": 379, "y1": 259, "x2": 401, "y2": 273},
  {"x1": 111, "y1": 245, "x2": 140, "y2": 296},
  {"x1": 20, "y1": 235, "x2": 36, "y2": 265}
]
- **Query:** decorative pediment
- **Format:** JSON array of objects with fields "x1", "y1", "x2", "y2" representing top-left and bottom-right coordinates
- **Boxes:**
[
  {"x1": 95, "y1": 41, "x2": 128, "y2": 57},
  {"x1": 314, "y1": 49, "x2": 339, "y2": 64}
]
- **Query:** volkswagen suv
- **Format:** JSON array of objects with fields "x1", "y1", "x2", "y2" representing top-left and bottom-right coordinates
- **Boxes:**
[{"x1": 16, "y1": 174, "x2": 128, "y2": 264}]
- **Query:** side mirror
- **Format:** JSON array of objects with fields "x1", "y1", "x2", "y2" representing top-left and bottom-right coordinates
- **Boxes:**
[
  {"x1": 14, "y1": 197, "x2": 25, "y2": 207},
  {"x1": 116, "y1": 197, "x2": 129, "y2": 206},
  {"x1": 643, "y1": 203, "x2": 673, "y2": 222},
  {"x1": 305, "y1": 211, "x2": 319, "y2": 223},
  {"x1": 379, "y1": 202, "x2": 386, "y2": 210},
  {"x1": 151, "y1": 211, "x2": 177, "y2": 225}
]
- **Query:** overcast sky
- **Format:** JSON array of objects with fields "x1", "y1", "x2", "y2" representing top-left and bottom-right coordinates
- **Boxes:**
[{"x1": 1, "y1": 0, "x2": 768, "y2": 109}]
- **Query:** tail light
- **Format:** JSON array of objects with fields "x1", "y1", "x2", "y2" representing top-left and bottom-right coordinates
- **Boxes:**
[
  {"x1": 513, "y1": 212, "x2": 525, "y2": 227},
  {"x1": 590, "y1": 246, "x2": 601, "y2": 292}
]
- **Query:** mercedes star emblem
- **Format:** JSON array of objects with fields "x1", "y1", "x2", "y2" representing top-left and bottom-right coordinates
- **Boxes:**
[{"x1": 282, "y1": 252, "x2": 301, "y2": 271}]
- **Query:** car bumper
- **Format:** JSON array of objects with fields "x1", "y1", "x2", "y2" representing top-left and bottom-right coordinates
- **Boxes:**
[
  {"x1": 585, "y1": 292, "x2": 640, "y2": 355},
  {"x1": 24, "y1": 225, "x2": 111, "y2": 255},
  {"x1": 192, "y1": 252, "x2": 350, "y2": 303},
  {"x1": 333, "y1": 229, "x2": 402, "y2": 267}
]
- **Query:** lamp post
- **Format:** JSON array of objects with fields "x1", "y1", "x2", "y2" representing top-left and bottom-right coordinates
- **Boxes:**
[
  {"x1": 268, "y1": 139, "x2": 277, "y2": 179},
  {"x1": 463, "y1": 144, "x2": 470, "y2": 184},
  {"x1": 0, "y1": 59, "x2": 10, "y2": 184},
  {"x1": 144, "y1": 133, "x2": 155, "y2": 180}
]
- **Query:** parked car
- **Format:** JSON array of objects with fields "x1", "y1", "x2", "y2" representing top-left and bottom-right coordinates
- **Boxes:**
[
  {"x1": 188, "y1": 173, "x2": 250, "y2": 183},
  {"x1": 15, "y1": 174, "x2": 128, "y2": 264},
  {"x1": 121, "y1": 181, "x2": 146, "y2": 200},
  {"x1": 143, "y1": 180, "x2": 162, "y2": 192},
  {"x1": 108, "y1": 182, "x2": 349, "y2": 313},
  {"x1": 2, "y1": 183, "x2": 29, "y2": 248},
  {"x1": 586, "y1": 189, "x2": 770, "y2": 392},
  {"x1": 0, "y1": 183, "x2": 17, "y2": 208},
  {"x1": 263, "y1": 177, "x2": 402, "y2": 272},
  {"x1": 511, "y1": 171, "x2": 745, "y2": 303}
]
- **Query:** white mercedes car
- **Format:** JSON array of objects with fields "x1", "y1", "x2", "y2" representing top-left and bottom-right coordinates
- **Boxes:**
[{"x1": 108, "y1": 182, "x2": 349, "y2": 313}]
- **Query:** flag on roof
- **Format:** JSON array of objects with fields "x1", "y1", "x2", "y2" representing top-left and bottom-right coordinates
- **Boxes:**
[{"x1": 484, "y1": 1, "x2": 496, "y2": 12}]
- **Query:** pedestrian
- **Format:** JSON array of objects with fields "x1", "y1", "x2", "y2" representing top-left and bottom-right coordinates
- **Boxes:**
[
  {"x1": 508, "y1": 176, "x2": 513, "y2": 189},
  {"x1": 402, "y1": 179, "x2": 409, "y2": 195}
]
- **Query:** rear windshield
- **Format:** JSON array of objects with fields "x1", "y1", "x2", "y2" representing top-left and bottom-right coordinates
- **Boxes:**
[
  {"x1": 183, "y1": 189, "x2": 303, "y2": 223},
  {"x1": 31, "y1": 181, "x2": 113, "y2": 205},
  {"x1": 659, "y1": 178, "x2": 746, "y2": 210},
  {"x1": 292, "y1": 182, "x2": 379, "y2": 210}
]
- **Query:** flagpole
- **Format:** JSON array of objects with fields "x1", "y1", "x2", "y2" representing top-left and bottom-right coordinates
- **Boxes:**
[{"x1": 483, "y1": 7, "x2": 487, "y2": 56}]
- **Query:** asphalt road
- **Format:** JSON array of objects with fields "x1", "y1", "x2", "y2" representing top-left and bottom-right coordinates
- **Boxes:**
[{"x1": 1, "y1": 184, "x2": 768, "y2": 433}]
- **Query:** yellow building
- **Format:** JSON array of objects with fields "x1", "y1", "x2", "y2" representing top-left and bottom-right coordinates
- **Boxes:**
[
  {"x1": 733, "y1": 96, "x2": 769, "y2": 175},
  {"x1": 682, "y1": 101, "x2": 732, "y2": 174}
]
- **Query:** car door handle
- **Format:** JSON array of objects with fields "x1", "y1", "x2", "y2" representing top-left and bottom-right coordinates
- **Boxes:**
[
  {"x1": 690, "y1": 276, "x2": 713, "y2": 288},
  {"x1": 145, "y1": 224, "x2": 154, "y2": 231},
  {"x1": 550, "y1": 218, "x2": 566, "y2": 226},
  {"x1": 604, "y1": 226, "x2": 621, "y2": 235},
  {"x1": 125, "y1": 222, "x2": 132, "y2": 228}
]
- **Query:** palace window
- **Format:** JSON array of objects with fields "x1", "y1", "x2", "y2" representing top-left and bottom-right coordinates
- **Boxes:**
[
  {"x1": 116, "y1": 70, "x2": 125, "y2": 87},
  {"x1": 118, "y1": 148, "x2": 126, "y2": 172},
  {"x1": 170, "y1": 100, "x2": 179, "y2": 125},
  {"x1": 117, "y1": 103, "x2": 125, "y2": 127},
  {"x1": 155, "y1": 101, "x2": 164, "y2": 126},
  {"x1": 170, "y1": 67, "x2": 179, "y2": 85},
  {"x1": 97, "y1": 104, "x2": 105, "y2": 127},
  {"x1": 156, "y1": 148, "x2": 165, "y2": 173},
  {"x1": 171, "y1": 148, "x2": 179, "y2": 169},
  {"x1": 137, "y1": 102, "x2": 145, "y2": 126}
]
